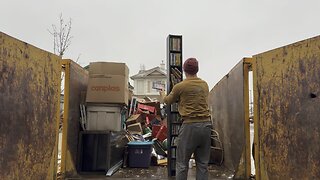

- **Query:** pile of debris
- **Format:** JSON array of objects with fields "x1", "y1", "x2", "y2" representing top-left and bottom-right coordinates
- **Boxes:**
[
  {"x1": 124, "y1": 97, "x2": 168, "y2": 167},
  {"x1": 77, "y1": 96, "x2": 168, "y2": 176},
  {"x1": 75, "y1": 62, "x2": 168, "y2": 176}
]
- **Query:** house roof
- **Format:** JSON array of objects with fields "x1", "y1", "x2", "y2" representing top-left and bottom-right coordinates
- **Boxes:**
[{"x1": 130, "y1": 66, "x2": 167, "y2": 80}]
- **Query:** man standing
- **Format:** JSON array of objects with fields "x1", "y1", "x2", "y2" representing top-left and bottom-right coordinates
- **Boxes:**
[{"x1": 160, "y1": 58, "x2": 212, "y2": 180}]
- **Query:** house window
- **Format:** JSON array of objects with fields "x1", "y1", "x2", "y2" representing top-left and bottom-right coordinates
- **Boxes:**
[
  {"x1": 161, "y1": 80, "x2": 166, "y2": 89},
  {"x1": 147, "y1": 81, "x2": 151, "y2": 93},
  {"x1": 152, "y1": 80, "x2": 165, "y2": 91},
  {"x1": 136, "y1": 80, "x2": 144, "y2": 94}
]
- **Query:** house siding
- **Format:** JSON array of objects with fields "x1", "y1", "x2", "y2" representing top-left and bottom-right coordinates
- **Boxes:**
[{"x1": 131, "y1": 66, "x2": 167, "y2": 98}]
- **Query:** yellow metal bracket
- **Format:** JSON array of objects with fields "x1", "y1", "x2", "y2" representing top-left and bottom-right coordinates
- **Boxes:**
[
  {"x1": 243, "y1": 57, "x2": 253, "y2": 179},
  {"x1": 60, "y1": 59, "x2": 71, "y2": 178}
]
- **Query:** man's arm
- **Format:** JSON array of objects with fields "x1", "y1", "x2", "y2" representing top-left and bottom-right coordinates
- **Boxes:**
[{"x1": 159, "y1": 85, "x2": 180, "y2": 105}]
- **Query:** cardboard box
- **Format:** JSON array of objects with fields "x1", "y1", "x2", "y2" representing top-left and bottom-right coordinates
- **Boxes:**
[
  {"x1": 89, "y1": 62, "x2": 129, "y2": 77},
  {"x1": 127, "y1": 122, "x2": 142, "y2": 134},
  {"x1": 140, "y1": 101, "x2": 161, "y2": 115},
  {"x1": 86, "y1": 62, "x2": 129, "y2": 105},
  {"x1": 128, "y1": 89, "x2": 133, "y2": 102},
  {"x1": 126, "y1": 114, "x2": 144, "y2": 126},
  {"x1": 152, "y1": 125, "x2": 161, "y2": 138},
  {"x1": 86, "y1": 75, "x2": 128, "y2": 105},
  {"x1": 137, "y1": 104, "x2": 156, "y2": 114},
  {"x1": 155, "y1": 125, "x2": 167, "y2": 142}
]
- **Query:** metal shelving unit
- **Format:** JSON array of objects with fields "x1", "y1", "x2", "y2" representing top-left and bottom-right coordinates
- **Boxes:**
[{"x1": 166, "y1": 34, "x2": 183, "y2": 177}]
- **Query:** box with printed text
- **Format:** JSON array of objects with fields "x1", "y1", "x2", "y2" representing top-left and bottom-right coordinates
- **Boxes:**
[{"x1": 86, "y1": 62, "x2": 129, "y2": 105}]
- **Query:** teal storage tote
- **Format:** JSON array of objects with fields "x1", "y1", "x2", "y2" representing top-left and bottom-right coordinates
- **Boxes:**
[{"x1": 128, "y1": 141, "x2": 153, "y2": 168}]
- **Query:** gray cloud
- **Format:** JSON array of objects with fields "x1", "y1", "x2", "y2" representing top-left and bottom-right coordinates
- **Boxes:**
[{"x1": 1, "y1": 0, "x2": 320, "y2": 88}]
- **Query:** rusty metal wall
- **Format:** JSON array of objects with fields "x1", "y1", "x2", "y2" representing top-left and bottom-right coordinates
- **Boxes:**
[
  {"x1": 253, "y1": 36, "x2": 320, "y2": 180},
  {"x1": 208, "y1": 60, "x2": 247, "y2": 177},
  {"x1": 61, "y1": 60, "x2": 88, "y2": 178},
  {"x1": 0, "y1": 32, "x2": 61, "y2": 179}
]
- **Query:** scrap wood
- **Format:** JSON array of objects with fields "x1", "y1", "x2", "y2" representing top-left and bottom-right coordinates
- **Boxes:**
[
  {"x1": 125, "y1": 130, "x2": 135, "y2": 142},
  {"x1": 157, "y1": 158, "x2": 167, "y2": 166},
  {"x1": 127, "y1": 122, "x2": 143, "y2": 135},
  {"x1": 143, "y1": 96, "x2": 152, "y2": 102}
]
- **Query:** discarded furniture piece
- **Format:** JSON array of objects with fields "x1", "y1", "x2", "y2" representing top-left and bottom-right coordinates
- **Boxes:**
[
  {"x1": 209, "y1": 130, "x2": 223, "y2": 165},
  {"x1": 77, "y1": 131, "x2": 127, "y2": 174}
]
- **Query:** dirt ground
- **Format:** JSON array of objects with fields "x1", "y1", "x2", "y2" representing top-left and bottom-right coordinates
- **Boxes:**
[
  {"x1": 66, "y1": 164, "x2": 233, "y2": 180},
  {"x1": 63, "y1": 124, "x2": 255, "y2": 180}
]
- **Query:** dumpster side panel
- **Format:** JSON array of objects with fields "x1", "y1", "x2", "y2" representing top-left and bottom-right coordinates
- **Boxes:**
[
  {"x1": 0, "y1": 32, "x2": 61, "y2": 179},
  {"x1": 253, "y1": 35, "x2": 320, "y2": 180},
  {"x1": 63, "y1": 60, "x2": 88, "y2": 178},
  {"x1": 208, "y1": 60, "x2": 246, "y2": 176}
]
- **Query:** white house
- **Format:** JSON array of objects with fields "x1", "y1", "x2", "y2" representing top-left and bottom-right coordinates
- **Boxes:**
[{"x1": 130, "y1": 62, "x2": 167, "y2": 101}]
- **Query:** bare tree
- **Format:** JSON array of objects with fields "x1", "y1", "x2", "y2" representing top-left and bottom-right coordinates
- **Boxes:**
[
  {"x1": 48, "y1": 14, "x2": 73, "y2": 134},
  {"x1": 48, "y1": 14, "x2": 72, "y2": 57}
]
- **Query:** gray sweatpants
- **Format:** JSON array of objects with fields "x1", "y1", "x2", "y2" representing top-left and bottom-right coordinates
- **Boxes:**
[{"x1": 176, "y1": 121, "x2": 212, "y2": 180}]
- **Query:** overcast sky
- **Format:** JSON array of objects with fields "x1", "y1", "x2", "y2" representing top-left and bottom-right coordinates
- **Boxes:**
[{"x1": 1, "y1": 0, "x2": 320, "y2": 89}]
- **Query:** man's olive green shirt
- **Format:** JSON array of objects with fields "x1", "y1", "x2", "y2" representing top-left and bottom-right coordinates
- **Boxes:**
[{"x1": 163, "y1": 77, "x2": 211, "y2": 123}]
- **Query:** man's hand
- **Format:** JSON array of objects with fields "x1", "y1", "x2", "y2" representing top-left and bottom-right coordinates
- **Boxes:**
[
  {"x1": 159, "y1": 89, "x2": 166, "y2": 103},
  {"x1": 159, "y1": 89, "x2": 165, "y2": 97}
]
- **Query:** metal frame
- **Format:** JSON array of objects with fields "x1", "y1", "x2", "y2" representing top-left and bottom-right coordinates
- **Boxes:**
[
  {"x1": 60, "y1": 59, "x2": 71, "y2": 178},
  {"x1": 243, "y1": 58, "x2": 253, "y2": 179},
  {"x1": 252, "y1": 57, "x2": 260, "y2": 180},
  {"x1": 52, "y1": 62, "x2": 63, "y2": 179}
]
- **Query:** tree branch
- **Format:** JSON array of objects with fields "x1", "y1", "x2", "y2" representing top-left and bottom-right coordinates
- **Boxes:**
[{"x1": 49, "y1": 13, "x2": 73, "y2": 58}]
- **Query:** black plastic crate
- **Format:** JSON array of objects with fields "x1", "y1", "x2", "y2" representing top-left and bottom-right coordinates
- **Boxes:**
[{"x1": 77, "y1": 131, "x2": 127, "y2": 174}]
